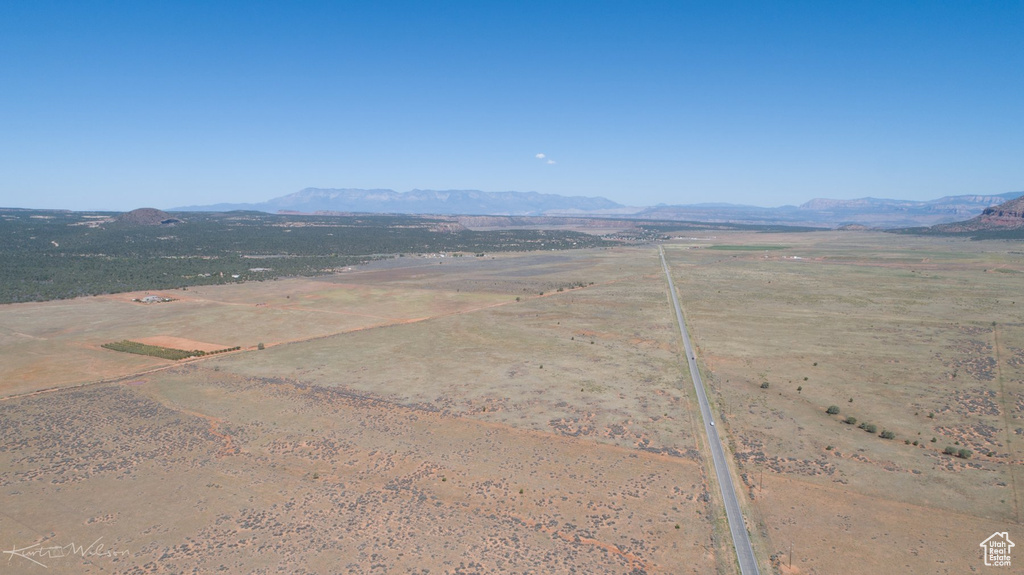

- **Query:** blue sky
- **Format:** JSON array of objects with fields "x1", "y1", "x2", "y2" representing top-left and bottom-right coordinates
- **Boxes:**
[{"x1": 1, "y1": 1, "x2": 1021, "y2": 211}]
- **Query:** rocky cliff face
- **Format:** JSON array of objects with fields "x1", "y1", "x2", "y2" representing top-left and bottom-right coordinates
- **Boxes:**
[
  {"x1": 933, "y1": 196, "x2": 1024, "y2": 232},
  {"x1": 978, "y1": 197, "x2": 1024, "y2": 227}
]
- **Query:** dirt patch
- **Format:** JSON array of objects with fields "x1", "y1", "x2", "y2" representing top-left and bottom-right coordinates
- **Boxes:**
[
  {"x1": 134, "y1": 336, "x2": 231, "y2": 352},
  {"x1": 0, "y1": 372, "x2": 716, "y2": 573}
]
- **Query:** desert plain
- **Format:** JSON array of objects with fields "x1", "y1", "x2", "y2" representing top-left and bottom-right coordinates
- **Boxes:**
[{"x1": 1, "y1": 231, "x2": 1022, "y2": 573}]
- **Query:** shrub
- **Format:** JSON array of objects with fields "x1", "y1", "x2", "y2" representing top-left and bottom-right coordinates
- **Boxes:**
[
  {"x1": 760, "y1": 382, "x2": 770, "y2": 389},
  {"x1": 843, "y1": 416, "x2": 857, "y2": 425},
  {"x1": 944, "y1": 446, "x2": 958, "y2": 456},
  {"x1": 257, "y1": 342, "x2": 265, "y2": 350},
  {"x1": 859, "y1": 423, "x2": 877, "y2": 433},
  {"x1": 958, "y1": 448, "x2": 972, "y2": 459},
  {"x1": 826, "y1": 405, "x2": 840, "y2": 415},
  {"x1": 880, "y1": 430, "x2": 895, "y2": 439}
]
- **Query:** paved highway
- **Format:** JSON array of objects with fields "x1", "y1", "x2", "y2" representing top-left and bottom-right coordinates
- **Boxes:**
[{"x1": 660, "y1": 246, "x2": 761, "y2": 575}]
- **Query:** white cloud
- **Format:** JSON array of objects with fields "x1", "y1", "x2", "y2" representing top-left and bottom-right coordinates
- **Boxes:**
[
  {"x1": 546, "y1": 159, "x2": 556, "y2": 164},
  {"x1": 535, "y1": 153, "x2": 546, "y2": 159}
]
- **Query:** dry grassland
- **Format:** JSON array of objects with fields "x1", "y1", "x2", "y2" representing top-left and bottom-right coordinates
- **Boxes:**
[
  {"x1": 2, "y1": 232, "x2": 1019, "y2": 573},
  {"x1": 663, "y1": 231, "x2": 1024, "y2": 574},
  {"x1": 0, "y1": 263, "x2": 517, "y2": 396},
  {"x1": 0, "y1": 247, "x2": 731, "y2": 573}
]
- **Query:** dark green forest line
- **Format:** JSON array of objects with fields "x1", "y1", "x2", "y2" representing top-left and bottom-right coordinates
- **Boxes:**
[
  {"x1": 1, "y1": 209, "x2": 826, "y2": 304},
  {"x1": 0, "y1": 210, "x2": 616, "y2": 304}
]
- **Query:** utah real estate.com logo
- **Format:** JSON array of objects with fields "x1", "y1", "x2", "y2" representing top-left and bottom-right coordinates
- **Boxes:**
[{"x1": 980, "y1": 532, "x2": 1014, "y2": 567}]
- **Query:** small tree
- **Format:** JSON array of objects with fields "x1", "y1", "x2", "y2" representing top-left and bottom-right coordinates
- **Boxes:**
[
  {"x1": 944, "y1": 446, "x2": 958, "y2": 456},
  {"x1": 860, "y1": 423, "x2": 877, "y2": 433},
  {"x1": 843, "y1": 416, "x2": 857, "y2": 425},
  {"x1": 958, "y1": 448, "x2": 972, "y2": 459},
  {"x1": 826, "y1": 405, "x2": 840, "y2": 415},
  {"x1": 879, "y1": 430, "x2": 895, "y2": 439}
]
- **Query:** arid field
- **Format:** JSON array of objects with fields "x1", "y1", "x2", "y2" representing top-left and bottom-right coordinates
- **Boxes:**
[
  {"x1": 1, "y1": 232, "x2": 1021, "y2": 573},
  {"x1": 663, "y1": 232, "x2": 1023, "y2": 574},
  {"x1": 1, "y1": 248, "x2": 727, "y2": 573}
]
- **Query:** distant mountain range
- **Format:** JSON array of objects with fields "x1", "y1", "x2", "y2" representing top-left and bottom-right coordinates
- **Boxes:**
[
  {"x1": 635, "y1": 193, "x2": 1024, "y2": 228},
  {"x1": 174, "y1": 188, "x2": 1024, "y2": 229},
  {"x1": 175, "y1": 188, "x2": 627, "y2": 217}
]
